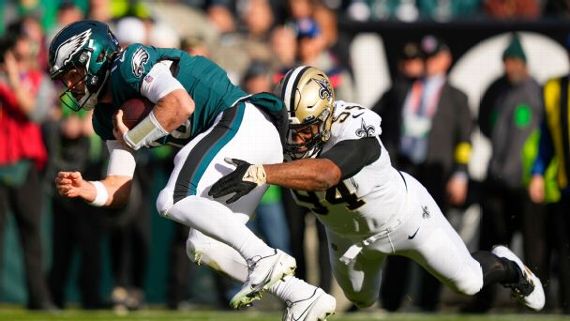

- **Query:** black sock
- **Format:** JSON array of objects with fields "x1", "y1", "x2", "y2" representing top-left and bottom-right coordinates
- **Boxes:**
[{"x1": 471, "y1": 251, "x2": 520, "y2": 287}]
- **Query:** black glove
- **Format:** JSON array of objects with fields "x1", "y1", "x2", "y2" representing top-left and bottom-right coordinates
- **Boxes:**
[{"x1": 209, "y1": 158, "x2": 266, "y2": 204}]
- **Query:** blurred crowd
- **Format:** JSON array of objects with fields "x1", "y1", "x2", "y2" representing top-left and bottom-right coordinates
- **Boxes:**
[
  {"x1": 1, "y1": 0, "x2": 570, "y2": 316},
  {"x1": 342, "y1": 0, "x2": 570, "y2": 22}
]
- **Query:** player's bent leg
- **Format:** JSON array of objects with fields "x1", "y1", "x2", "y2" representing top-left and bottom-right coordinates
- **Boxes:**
[
  {"x1": 185, "y1": 228, "x2": 332, "y2": 318},
  {"x1": 401, "y1": 178, "x2": 484, "y2": 296},
  {"x1": 158, "y1": 102, "x2": 294, "y2": 309},
  {"x1": 159, "y1": 184, "x2": 297, "y2": 310},
  {"x1": 403, "y1": 178, "x2": 544, "y2": 310},
  {"x1": 163, "y1": 194, "x2": 297, "y2": 308},
  {"x1": 491, "y1": 245, "x2": 545, "y2": 311},
  {"x1": 409, "y1": 226, "x2": 484, "y2": 297},
  {"x1": 408, "y1": 223, "x2": 485, "y2": 296},
  {"x1": 162, "y1": 195, "x2": 273, "y2": 260}
]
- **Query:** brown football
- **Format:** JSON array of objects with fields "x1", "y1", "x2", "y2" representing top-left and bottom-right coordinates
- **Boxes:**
[{"x1": 120, "y1": 98, "x2": 154, "y2": 129}]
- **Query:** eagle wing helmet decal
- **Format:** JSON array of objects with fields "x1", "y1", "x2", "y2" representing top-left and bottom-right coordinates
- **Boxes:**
[{"x1": 51, "y1": 28, "x2": 92, "y2": 75}]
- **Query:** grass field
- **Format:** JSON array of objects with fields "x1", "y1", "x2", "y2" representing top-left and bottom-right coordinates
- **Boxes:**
[{"x1": 1, "y1": 309, "x2": 569, "y2": 321}]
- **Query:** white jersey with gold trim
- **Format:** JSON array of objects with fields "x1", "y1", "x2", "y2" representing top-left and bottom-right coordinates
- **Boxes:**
[
  {"x1": 292, "y1": 101, "x2": 409, "y2": 239},
  {"x1": 291, "y1": 101, "x2": 484, "y2": 307}
]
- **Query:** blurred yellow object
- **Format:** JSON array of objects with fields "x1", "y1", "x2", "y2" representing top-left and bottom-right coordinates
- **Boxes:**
[{"x1": 522, "y1": 129, "x2": 560, "y2": 203}]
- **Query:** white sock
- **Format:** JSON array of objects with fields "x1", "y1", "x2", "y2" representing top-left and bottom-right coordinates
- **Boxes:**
[
  {"x1": 167, "y1": 195, "x2": 274, "y2": 259},
  {"x1": 270, "y1": 275, "x2": 317, "y2": 302}
]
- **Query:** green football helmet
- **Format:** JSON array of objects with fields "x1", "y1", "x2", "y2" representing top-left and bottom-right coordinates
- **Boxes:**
[{"x1": 48, "y1": 20, "x2": 120, "y2": 111}]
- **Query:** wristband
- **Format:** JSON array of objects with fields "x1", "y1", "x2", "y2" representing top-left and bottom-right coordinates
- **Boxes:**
[
  {"x1": 124, "y1": 111, "x2": 169, "y2": 150},
  {"x1": 89, "y1": 181, "x2": 109, "y2": 207},
  {"x1": 243, "y1": 164, "x2": 267, "y2": 186}
]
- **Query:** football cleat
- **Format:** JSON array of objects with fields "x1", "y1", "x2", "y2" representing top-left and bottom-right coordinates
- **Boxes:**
[
  {"x1": 230, "y1": 249, "x2": 297, "y2": 309},
  {"x1": 283, "y1": 288, "x2": 336, "y2": 321},
  {"x1": 492, "y1": 245, "x2": 545, "y2": 311}
]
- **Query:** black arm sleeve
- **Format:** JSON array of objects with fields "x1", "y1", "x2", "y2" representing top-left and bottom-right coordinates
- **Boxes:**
[{"x1": 318, "y1": 136, "x2": 381, "y2": 180}]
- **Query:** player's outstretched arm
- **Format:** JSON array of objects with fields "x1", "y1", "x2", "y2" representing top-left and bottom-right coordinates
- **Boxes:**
[
  {"x1": 55, "y1": 171, "x2": 132, "y2": 207},
  {"x1": 264, "y1": 158, "x2": 341, "y2": 191},
  {"x1": 209, "y1": 138, "x2": 381, "y2": 203},
  {"x1": 209, "y1": 158, "x2": 340, "y2": 204}
]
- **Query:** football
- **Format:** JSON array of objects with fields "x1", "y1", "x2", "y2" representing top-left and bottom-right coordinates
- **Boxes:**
[{"x1": 119, "y1": 98, "x2": 154, "y2": 129}]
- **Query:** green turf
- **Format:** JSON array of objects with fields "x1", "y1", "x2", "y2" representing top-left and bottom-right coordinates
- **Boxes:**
[{"x1": 0, "y1": 309, "x2": 568, "y2": 321}]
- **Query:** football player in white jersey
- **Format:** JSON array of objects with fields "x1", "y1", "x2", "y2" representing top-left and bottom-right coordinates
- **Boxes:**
[{"x1": 210, "y1": 66, "x2": 545, "y2": 311}]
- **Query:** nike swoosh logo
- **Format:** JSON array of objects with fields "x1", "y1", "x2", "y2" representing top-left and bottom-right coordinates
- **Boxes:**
[
  {"x1": 251, "y1": 264, "x2": 275, "y2": 291},
  {"x1": 351, "y1": 112, "x2": 364, "y2": 118},
  {"x1": 408, "y1": 227, "x2": 420, "y2": 240}
]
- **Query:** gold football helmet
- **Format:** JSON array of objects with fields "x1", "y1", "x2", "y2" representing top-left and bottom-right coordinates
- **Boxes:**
[{"x1": 278, "y1": 66, "x2": 335, "y2": 159}]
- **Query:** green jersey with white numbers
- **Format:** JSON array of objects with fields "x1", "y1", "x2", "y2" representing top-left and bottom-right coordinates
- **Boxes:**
[{"x1": 92, "y1": 43, "x2": 248, "y2": 147}]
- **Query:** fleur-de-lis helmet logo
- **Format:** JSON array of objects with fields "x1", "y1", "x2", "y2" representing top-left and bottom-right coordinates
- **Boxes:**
[{"x1": 312, "y1": 77, "x2": 333, "y2": 103}]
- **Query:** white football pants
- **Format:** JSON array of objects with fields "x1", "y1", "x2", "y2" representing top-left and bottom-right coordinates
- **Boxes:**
[
  {"x1": 327, "y1": 172, "x2": 483, "y2": 308},
  {"x1": 156, "y1": 102, "x2": 282, "y2": 267}
]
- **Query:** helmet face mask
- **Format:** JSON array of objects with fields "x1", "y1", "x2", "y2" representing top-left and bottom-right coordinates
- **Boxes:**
[
  {"x1": 49, "y1": 20, "x2": 119, "y2": 111},
  {"x1": 286, "y1": 109, "x2": 331, "y2": 159},
  {"x1": 56, "y1": 61, "x2": 93, "y2": 111},
  {"x1": 279, "y1": 66, "x2": 335, "y2": 160}
]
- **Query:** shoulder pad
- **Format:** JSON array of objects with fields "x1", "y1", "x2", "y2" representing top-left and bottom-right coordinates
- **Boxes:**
[{"x1": 331, "y1": 102, "x2": 382, "y2": 142}]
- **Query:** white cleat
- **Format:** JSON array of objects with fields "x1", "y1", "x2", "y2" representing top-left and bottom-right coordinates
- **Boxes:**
[
  {"x1": 283, "y1": 288, "x2": 336, "y2": 321},
  {"x1": 492, "y1": 245, "x2": 545, "y2": 311},
  {"x1": 230, "y1": 249, "x2": 296, "y2": 309}
]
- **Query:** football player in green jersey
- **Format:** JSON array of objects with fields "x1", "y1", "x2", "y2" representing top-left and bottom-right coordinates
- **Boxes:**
[{"x1": 50, "y1": 20, "x2": 335, "y2": 320}]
